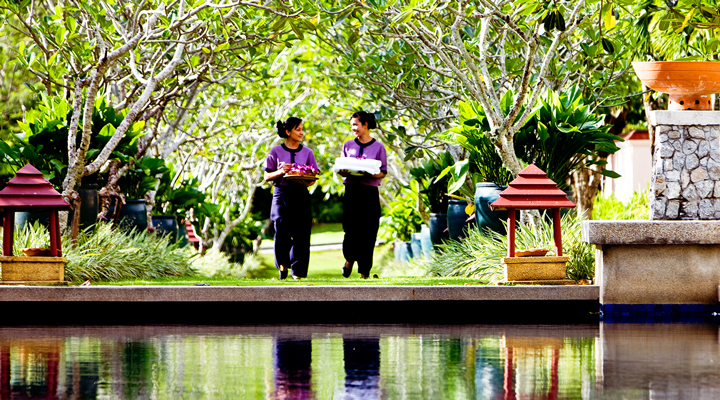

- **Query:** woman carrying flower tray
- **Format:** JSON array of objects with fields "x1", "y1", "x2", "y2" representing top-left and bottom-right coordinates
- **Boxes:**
[
  {"x1": 264, "y1": 117, "x2": 319, "y2": 280},
  {"x1": 336, "y1": 111, "x2": 387, "y2": 279}
]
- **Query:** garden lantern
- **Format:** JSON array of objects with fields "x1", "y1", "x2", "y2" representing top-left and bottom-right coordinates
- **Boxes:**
[
  {"x1": 0, "y1": 164, "x2": 70, "y2": 284},
  {"x1": 490, "y1": 165, "x2": 575, "y2": 283}
]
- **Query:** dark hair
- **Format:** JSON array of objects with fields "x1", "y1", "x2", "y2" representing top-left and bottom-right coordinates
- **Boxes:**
[
  {"x1": 276, "y1": 117, "x2": 302, "y2": 138},
  {"x1": 351, "y1": 111, "x2": 377, "y2": 129}
]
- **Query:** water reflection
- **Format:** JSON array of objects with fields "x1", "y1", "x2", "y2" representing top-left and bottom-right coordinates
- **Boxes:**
[{"x1": 0, "y1": 324, "x2": 716, "y2": 399}]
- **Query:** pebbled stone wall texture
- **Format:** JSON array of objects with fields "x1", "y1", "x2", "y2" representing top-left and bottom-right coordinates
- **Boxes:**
[{"x1": 650, "y1": 124, "x2": 720, "y2": 219}]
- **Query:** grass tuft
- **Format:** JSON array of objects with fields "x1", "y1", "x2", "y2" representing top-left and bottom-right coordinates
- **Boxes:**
[{"x1": 424, "y1": 213, "x2": 594, "y2": 283}]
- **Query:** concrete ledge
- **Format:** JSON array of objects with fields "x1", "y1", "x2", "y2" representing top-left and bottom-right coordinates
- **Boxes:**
[
  {"x1": 582, "y1": 220, "x2": 720, "y2": 245},
  {"x1": 650, "y1": 110, "x2": 720, "y2": 125},
  {"x1": 0, "y1": 285, "x2": 599, "y2": 302}
]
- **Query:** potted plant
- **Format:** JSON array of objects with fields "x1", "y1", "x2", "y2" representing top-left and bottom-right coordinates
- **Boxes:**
[
  {"x1": 440, "y1": 101, "x2": 514, "y2": 236},
  {"x1": 409, "y1": 152, "x2": 453, "y2": 246},
  {"x1": 115, "y1": 157, "x2": 171, "y2": 233},
  {"x1": 380, "y1": 190, "x2": 423, "y2": 262}
]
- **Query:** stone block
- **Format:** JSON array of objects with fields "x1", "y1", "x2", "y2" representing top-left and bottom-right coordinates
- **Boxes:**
[
  {"x1": 660, "y1": 145, "x2": 675, "y2": 158},
  {"x1": 682, "y1": 184, "x2": 700, "y2": 200},
  {"x1": 689, "y1": 127, "x2": 705, "y2": 138},
  {"x1": 699, "y1": 199, "x2": 714, "y2": 219},
  {"x1": 649, "y1": 111, "x2": 720, "y2": 126},
  {"x1": 0, "y1": 256, "x2": 65, "y2": 282},
  {"x1": 696, "y1": 180, "x2": 714, "y2": 198},
  {"x1": 681, "y1": 201, "x2": 699, "y2": 219},
  {"x1": 667, "y1": 200, "x2": 680, "y2": 219},
  {"x1": 683, "y1": 140, "x2": 699, "y2": 154},
  {"x1": 698, "y1": 141, "x2": 710, "y2": 158},
  {"x1": 681, "y1": 170, "x2": 691, "y2": 188},
  {"x1": 708, "y1": 159, "x2": 720, "y2": 180},
  {"x1": 666, "y1": 170, "x2": 680, "y2": 181},
  {"x1": 503, "y1": 256, "x2": 568, "y2": 281},
  {"x1": 583, "y1": 220, "x2": 720, "y2": 305},
  {"x1": 665, "y1": 182, "x2": 681, "y2": 199},
  {"x1": 685, "y1": 153, "x2": 700, "y2": 169},
  {"x1": 652, "y1": 197, "x2": 667, "y2": 220},
  {"x1": 673, "y1": 140, "x2": 683, "y2": 151},
  {"x1": 691, "y1": 168, "x2": 709, "y2": 182},
  {"x1": 715, "y1": 181, "x2": 720, "y2": 197},
  {"x1": 668, "y1": 129, "x2": 681, "y2": 139}
]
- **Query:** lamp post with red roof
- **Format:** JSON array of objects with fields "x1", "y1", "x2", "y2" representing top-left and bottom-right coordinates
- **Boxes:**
[
  {"x1": 490, "y1": 165, "x2": 576, "y2": 283},
  {"x1": 0, "y1": 164, "x2": 70, "y2": 284}
]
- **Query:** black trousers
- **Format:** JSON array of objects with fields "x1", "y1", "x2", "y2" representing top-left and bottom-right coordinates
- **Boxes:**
[
  {"x1": 271, "y1": 185, "x2": 311, "y2": 277},
  {"x1": 342, "y1": 184, "x2": 381, "y2": 276}
]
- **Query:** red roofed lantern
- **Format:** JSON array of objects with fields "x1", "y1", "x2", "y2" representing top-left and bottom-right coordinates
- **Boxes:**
[
  {"x1": 185, "y1": 220, "x2": 200, "y2": 250},
  {"x1": 490, "y1": 165, "x2": 575, "y2": 282},
  {"x1": 0, "y1": 164, "x2": 71, "y2": 257}
]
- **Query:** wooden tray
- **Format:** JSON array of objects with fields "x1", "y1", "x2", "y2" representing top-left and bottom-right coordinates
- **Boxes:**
[{"x1": 284, "y1": 174, "x2": 318, "y2": 181}]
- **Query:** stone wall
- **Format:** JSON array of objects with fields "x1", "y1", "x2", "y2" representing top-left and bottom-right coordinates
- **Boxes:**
[{"x1": 650, "y1": 111, "x2": 720, "y2": 220}]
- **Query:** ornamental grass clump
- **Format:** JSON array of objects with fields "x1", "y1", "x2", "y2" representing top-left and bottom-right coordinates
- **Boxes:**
[
  {"x1": 426, "y1": 213, "x2": 594, "y2": 283},
  {"x1": 63, "y1": 223, "x2": 195, "y2": 282},
  {"x1": 593, "y1": 190, "x2": 649, "y2": 220}
]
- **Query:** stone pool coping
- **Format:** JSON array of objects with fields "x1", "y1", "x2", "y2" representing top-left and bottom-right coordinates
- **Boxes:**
[
  {"x1": 0, "y1": 285, "x2": 599, "y2": 302},
  {"x1": 0, "y1": 285, "x2": 602, "y2": 324}
]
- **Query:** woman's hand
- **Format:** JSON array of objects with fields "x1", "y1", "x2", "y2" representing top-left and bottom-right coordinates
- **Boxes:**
[{"x1": 280, "y1": 164, "x2": 293, "y2": 174}]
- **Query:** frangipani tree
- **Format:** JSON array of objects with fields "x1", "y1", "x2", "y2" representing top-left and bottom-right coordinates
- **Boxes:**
[{"x1": 0, "y1": 0, "x2": 302, "y2": 234}]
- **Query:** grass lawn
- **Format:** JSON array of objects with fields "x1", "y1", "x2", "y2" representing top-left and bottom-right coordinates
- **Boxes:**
[
  {"x1": 261, "y1": 222, "x2": 344, "y2": 248},
  {"x1": 93, "y1": 245, "x2": 486, "y2": 286}
]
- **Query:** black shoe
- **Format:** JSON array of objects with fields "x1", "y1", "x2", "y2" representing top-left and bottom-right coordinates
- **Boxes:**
[
  {"x1": 341, "y1": 262, "x2": 352, "y2": 278},
  {"x1": 360, "y1": 274, "x2": 369, "y2": 279},
  {"x1": 279, "y1": 269, "x2": 288, "y2": 280}
]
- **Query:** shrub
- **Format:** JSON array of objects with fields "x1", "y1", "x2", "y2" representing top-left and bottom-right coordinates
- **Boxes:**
[
  {"x1": 7, "y1": 222, "x2": 196, "y2": 282},
  {"x1": 593, "y1": 190, "x2": 649, "y2": 220},
  {"x1": 425, "y1": 213, "x2": 594, "y2": 283}
]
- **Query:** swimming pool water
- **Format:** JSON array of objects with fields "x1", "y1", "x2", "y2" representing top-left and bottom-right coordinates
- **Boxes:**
[{"x1": 0, "y1": 323, "x2": 717, "y2": 399}]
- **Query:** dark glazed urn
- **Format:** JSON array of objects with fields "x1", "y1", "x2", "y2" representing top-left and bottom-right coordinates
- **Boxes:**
[
  {"x1": 429, "y1": 213, "x2": 448, "y2": 246},
  {"x1": 474, "y1": 183, "x2": 508, "y2": 235}
]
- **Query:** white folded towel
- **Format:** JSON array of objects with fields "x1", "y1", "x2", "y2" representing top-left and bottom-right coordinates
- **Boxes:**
[{"x1": 332, "y1": 157, "x2": 382, "y2": 176}]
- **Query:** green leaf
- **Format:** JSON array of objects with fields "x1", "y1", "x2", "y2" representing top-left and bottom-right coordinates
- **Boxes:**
[
  {"x1": 289, "y1": 22, "x2": 304, "y2": 40},
  {"x1": 600, "y1": 170, "x2": 621, "y2": 178},
  {"x1": 601, "y1": 38, "x2": 615, "y2": 54}
]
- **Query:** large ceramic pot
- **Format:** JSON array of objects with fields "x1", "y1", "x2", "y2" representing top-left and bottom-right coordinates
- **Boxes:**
[
  {"x1": 15, "y1": 211, "x2": 49, "y2": 229},
  {"x1": 429, "y1": 213, "x2": 448, "y2": 246},
  {"x1": 419, "y1": 225, "x2": 433, "y2": 258},
  {"x1": 410, "y1": 233, "x2": 423, "y2": 259},
  {"x1": 397, "y1": 241, "x2": 412, "y2": 263},
  {"x1": 474, "y1": 183, "x2": 507, "y2": 235},
  {"x1": 68, "y1": 184, "x2": 99, "y2": 230},
  {"x1": 117, "y1": 199, "x2": 148, "y2": 232},
  {"x1": 151, "y1": 215, "x2": 179, "y2": 243},
  {"x1": 447, "y1": 199, "x2": 471, "y2": 241},
  {"x1": 632, "y1": 61, "x2": 720, "y2": 110},
  {"x1": 177, "y1": 221, "x2": 190, "y2": 247}
]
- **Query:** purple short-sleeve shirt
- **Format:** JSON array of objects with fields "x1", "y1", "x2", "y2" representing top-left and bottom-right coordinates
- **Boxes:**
[
  {"x1": 341, "y1": 138, "x2": 388, "y2": 187},
  {"x1": 264, "y1": 144, "x2": 319, "y2": 187}
]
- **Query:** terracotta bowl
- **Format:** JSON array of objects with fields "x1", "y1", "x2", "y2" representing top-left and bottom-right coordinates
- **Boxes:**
[
  {"x1": 632, "y1": 61, "x2": 720, "y2": 110},
  {"x1": 21, "y1": 248, "x2": 52, "y2": 257},
  {"x1": 515, "y1": 248, "x2": 549, "y2": 257}
]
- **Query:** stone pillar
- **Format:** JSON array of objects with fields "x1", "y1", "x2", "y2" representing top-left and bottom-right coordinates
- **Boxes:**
[{"x1": 650, "y1": 111, "x2": 720, "y2": 219}]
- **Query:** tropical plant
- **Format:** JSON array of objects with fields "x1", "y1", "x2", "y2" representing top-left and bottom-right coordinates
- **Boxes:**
[
  {"x1": 380, "y1": 190, "x2": 424, "y2": 242},
  {"x1": 593, "y1": 190, "x2": 650, "y2": 220},
  {"x1": 514, "y1": 86, "x2": 623, "y2": 190},
  {"x1": 425, "y1": 213, "x2": 594, "y2": 283},
  {"x1": 409, "y1": 152, "x2": 454, "y2": 214},
  {"x1": 116, "y1": 157, "x2": 170, "y2": 200}
]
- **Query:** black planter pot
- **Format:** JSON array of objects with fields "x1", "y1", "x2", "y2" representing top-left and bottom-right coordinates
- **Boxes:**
[
  {"x1": 151, "y1": 215, "x2": 179, "y2": 243},
  {"x1": 117, "y1": 199, "x2": 148, "y2": 232},
  {"x1": 429, "y1": 213, "x2": 448, "y2": 246},
  {"x1": 447, "y1": 199, "x2": 470, "y2": 241},
  {"x1": 15, "y1": 211, "x2": 49, "y2": 229},
  {"x1": 177, "y1": 222, "x2": 190, "y2": 247},
  {"x1": 474, "y1": 183, "x2": 508, "y2": 235},
  {"x1": 69, "y1": 184, "x2": 99, "y2": 230}
]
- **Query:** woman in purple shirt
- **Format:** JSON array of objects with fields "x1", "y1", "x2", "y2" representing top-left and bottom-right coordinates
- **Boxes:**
[
  {"x1": 264, "y1": 117, "x2": 319, "y2": 280},
  {"x1": 337, "y1": 111, "x2": 387, "y2": 279}
]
